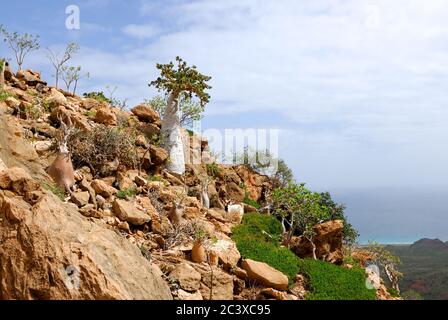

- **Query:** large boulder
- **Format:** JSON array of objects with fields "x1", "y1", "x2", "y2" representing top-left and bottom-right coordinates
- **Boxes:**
[
  {"x1": 112, "y1": 199, "x2": 151, "y2": 226},
  {"x1": 16, "y1": 69, "x2": 47, "y2": 87},
  {"x1": 241, "y1": 259, "x2": 289, "y2": 291},
  {"x1": 95, "y1": 108, "x2": 117, "y2": 126},
  {"x1": 50, "y1": 106, "x2": 91, "y2": 132},
  {"x1": 0, "y1": 191, "x2": 172, "y2": 299},
  {"x1": 149, "y1": 145, "x2": 169, "y2": 166},
  {"x1": 131, "y1": 104, "x2": 160, "y2": 123},
  {"x1": 137, "y1": 123, "x2": 160, "y2": 139},
  {"x1": 46, "y1": 88, "x2": 68, "y2": 108},
  {"x1": 0, "y1": 167, "x2": 40, "y2": 196},
  {"x1": 169, "y1": 263, "x2": 202, "y2": 292},
  {"x1": 289, "y1": 220, "x2": 344, "y2": 265},
  {"x1": 91, "y1": 179, "x2": 117, "y2": 198},
  {"x1": 209, "y1": 239, "x2": 241, "y2": 269},
  {"x1": 191, "y1": 263, "x2": 234, "y2": 300}
]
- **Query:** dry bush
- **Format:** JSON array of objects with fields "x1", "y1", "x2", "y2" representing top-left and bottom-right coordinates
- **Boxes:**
[
  {"x1": 164, "y1": 219, "x2": 205, "y2": 250},
  {"x1": 68, "y1": 125, "x2": 139, "y2": 176}
]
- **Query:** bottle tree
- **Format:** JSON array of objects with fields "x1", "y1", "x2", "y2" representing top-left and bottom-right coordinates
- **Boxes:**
[{"x1": 149, "y1": 56, "x2": 212, "y2": 174}]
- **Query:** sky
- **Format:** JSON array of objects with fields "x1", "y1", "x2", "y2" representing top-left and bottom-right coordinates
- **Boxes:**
[{"x1": 1, "y1": 0, "x2": 448, "y2": 243}]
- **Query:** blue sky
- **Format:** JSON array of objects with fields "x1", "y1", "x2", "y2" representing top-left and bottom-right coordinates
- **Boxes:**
[{"x1": 2, "y1": 0, "x2": 448, "y2": 242}]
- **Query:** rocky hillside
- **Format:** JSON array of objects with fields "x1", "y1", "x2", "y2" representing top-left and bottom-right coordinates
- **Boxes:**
[
  {"x1": 0, "y1": 66, "x2": 392, "y2": 300},
  {"x1": 388, "y1": 239, "x2": 448, "y2": 300}
]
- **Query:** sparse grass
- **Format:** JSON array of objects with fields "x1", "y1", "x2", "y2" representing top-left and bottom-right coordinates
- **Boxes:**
[
  {"x1": 148, "y1": 175, "x2": 163, "y2": 182},
  {"x1": 44, "y1": 183, "x2": 65, "y2": 201},
  {"x1": 0, "y1": 87, "x2": 13, "y2": 102},
  {"x1": 117, "y1": 187, "x2": 137, "y2": 200}
]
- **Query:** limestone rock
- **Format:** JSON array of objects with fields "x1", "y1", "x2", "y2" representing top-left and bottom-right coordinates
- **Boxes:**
[
  {"x1": 46, "y1": 88, "x2": 68, "y2": 108},
  {"x1": 5, "y1": 96, "x2": 19, "y2": 108},
  {"x1": 290, "y1": 220, "x2": 344, "y2": 265},
  {"x1": 131, "y1": 104, "x2": 160, "y2": 123},
  {"x1": 170, "y1": 263, "x2": 202, "y2": 292},
  {"x1": 33, "y1": 141, "x2": 52, "y2": 154},
  {"x1": 192, "y1": 263, "x2": 234, "y2": 300},
  {"x1": 16, "y1": 69, "x2": 47, "y2": 87},
  {"x1": 0, "y1": 192, "x2": 172, "y2": 299},
  {"x1": 91, "y1": 179, "x2": 117, "y2": 198},
  {"x1": 149, "y1": 145, "x2": 169, "y2": 166},
  {"x1": 0, "y1": 167, "x2": 40, "y2": 196},
  {"x1": 138, "y1": 123, "x2": 160, "y2": 138},
  {"x1": 112, "y1": 199, "x2": 151, "y2": 226},
  {"x1": 177, "y1": 289, "x2": 203, "y2": 300},
  {"x1": 95, "y1": 108, "x2": 117, "y2": 126},
  {"x1": 258, "y1": 288, "x2": 289, "y2": 300},
  {"x1": 241, "y1": 259, "x2": 289, "y2": 291},
  {"x1": 210, "y1": 239, "x2": 241, "y2": 269},
  {"x1": 50, "y1": 106, "x2": 91, "y2": 132},
  {"x1": 0, "y1": 158, "x2": 7, "y2": 172},
  {"x1": 81, "y1": 98, "x2": 106, "y2": 110},
  {"x1": 70, "y1": 191, "x2": 90, "y2": 207}
]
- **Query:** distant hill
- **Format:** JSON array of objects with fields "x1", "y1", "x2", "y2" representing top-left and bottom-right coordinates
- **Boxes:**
[
  {"x1": 387, "y1": 239, "x2": 448, "y2": 300},
  {"x1": 410, "y1": 238, "x2": 448, "y2": 252}
]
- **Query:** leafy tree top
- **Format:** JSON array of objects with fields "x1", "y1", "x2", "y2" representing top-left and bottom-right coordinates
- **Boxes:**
[
  {"x1": 149, "y1": 56, "x2": 212, "y2": 107},
  {"x1": 272, "y1": 182, "x2": 331, "y2": 237},
  {"x1": 0, "y1": 25, "x2": 40, "y2": 70}
]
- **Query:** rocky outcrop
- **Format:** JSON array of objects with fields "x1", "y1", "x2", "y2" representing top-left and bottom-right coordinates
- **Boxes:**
[
  {"x1": 0, "y1": 176, "x2": 172, "y2": 300},
  {"x1": 290, "y1": 220, "x2": 344, "y2": 265},
  {"x1": 16, "y1": 69, "x2": 47, "y2": 87},
  {"x1": 131, "y1": 104, "x2": 160, "y2": 124}
]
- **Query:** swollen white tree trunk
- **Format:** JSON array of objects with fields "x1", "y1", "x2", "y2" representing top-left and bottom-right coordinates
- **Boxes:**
[
  {"x1": 0, "y1": 60, "x2": 5, "y2": 86},
  {"x1": 202, "y1": 190, "x2": 210, "y2": 209},
  {"x1": 161, "y1": 91, "x2": 186, "y2": 175}
]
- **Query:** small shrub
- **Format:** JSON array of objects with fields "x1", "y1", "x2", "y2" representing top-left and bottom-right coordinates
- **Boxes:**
[
  {"x1": 17, "y1": 103, "x2": 41, "y2": 120},
  {"x1": 387, "y1": 288, "x2": 400, "y2": 298},
  {"x1": 42, "y1": 100, "x2": 52, "y2": 113},
  {"x1": 206, "y1": 162, "x2": 221, "y2": 177},
  {"x1": 44, "y1": 183, "x2": 65, "y2": 201},
  {"x1": 117, "y1": 187, "x2": 137, "y2": 200},
  {"x1": 68, "y1": 125, "x2": 138, "y2": 176},
  {"x1": 149, "y1": 133, "x2": 163, "y2": 147},
  {"x1": 297, "y1": 259, "x2": 377, "y2": 300},
  {"x1": 83, "y1": 91, "x2": 111, "y2": 104},
  {"x1": 243, "y1": 196, "x2": 260, "y2": 209}
]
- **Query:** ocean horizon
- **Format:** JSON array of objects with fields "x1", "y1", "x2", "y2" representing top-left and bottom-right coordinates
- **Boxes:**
[{"x1": 330, "y1": 186, "x2": 448, "y2": 245}]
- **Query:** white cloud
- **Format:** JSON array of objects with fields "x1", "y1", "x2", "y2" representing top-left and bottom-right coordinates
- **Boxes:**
[
  {"x1": 122, "y1": 24, "x2": 160, "y2": 39},
  {"x1": 14, "y1": 0, "x2": 448, "y2": 189}
]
